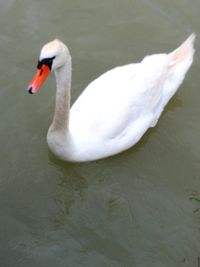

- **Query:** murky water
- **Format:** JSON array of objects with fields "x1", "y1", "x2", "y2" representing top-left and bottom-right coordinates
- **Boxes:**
[{"x1": 0, "y1": 0, "x2": 200, "y2": 266}]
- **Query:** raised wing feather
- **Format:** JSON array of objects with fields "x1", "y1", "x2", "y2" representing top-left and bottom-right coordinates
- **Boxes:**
[{"x1": 70, "y1": 53, "x2": 169, "y2": 142}]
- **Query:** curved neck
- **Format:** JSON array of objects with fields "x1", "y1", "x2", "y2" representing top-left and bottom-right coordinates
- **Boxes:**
[{"x1": 51, "y1": 56, "x2": 71, "y2": 135}]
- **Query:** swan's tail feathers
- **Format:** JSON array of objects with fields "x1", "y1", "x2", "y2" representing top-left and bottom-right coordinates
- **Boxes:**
[
  {"x1": 165, "y1": 33, "x2": 195, "y2": 96},
  {"x1": 169, "y1": 33, "x2": 196, "y2": 69},
  {"x1": 162, "y1": 34, "x2": 196, "y2": 106}
]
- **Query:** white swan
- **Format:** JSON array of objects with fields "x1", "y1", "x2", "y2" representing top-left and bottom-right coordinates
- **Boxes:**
[{"x1": 27, "y1": 34, "x2": 195, "y2": 162}]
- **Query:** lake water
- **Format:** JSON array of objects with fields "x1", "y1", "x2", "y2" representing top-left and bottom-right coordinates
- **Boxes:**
[{"x1": 0, "y1": 0, "x2": 200, "y2": 266}]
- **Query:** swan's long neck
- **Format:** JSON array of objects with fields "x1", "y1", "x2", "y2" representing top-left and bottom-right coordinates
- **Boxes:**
[{"x1": 51, "y1": 56, "x2": 72, "y2": 135}]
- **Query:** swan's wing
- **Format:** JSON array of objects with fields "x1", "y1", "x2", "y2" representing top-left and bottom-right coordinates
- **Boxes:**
[{"x1": 70, "y1": 54, "x2": 169, "y2": 143}]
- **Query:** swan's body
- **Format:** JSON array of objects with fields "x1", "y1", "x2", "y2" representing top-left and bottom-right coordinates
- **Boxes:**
[{"x1": 28, "y1": 34, "x2": 195, "y2": 162}]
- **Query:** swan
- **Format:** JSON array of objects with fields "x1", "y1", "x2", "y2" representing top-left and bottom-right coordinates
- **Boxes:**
[{"x1": 27, "y1": 34, "x2": 195, "y2": 162}]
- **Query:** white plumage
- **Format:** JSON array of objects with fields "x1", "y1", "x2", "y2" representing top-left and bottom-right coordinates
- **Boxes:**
[{"x1": 28, "y1": 34, "x2": 195, "y2": 162}]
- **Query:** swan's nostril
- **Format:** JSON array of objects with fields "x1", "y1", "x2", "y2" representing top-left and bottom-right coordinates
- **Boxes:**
[{"x1": 28, "y1": 87, "x2": 33, "y2": 94}]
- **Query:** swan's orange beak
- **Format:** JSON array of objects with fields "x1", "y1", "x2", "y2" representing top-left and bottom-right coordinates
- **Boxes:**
[{"x1": 27, "y1": 64, "x2": 50, "y2": 94}]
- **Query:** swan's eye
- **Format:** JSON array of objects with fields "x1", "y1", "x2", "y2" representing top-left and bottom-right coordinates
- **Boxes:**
[{"x1": 37, "y1": 56, "x2": 56, "y2": 70}]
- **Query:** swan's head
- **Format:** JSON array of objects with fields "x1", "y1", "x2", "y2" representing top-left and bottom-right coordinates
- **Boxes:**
[{"x1": 27, "y1": 39, "x2": 70, "y2": 94}]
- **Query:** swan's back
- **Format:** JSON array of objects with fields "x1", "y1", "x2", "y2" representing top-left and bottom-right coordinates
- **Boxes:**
[{"x1": 68, "y1": 34, "x2": 195, "y2": 161}]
